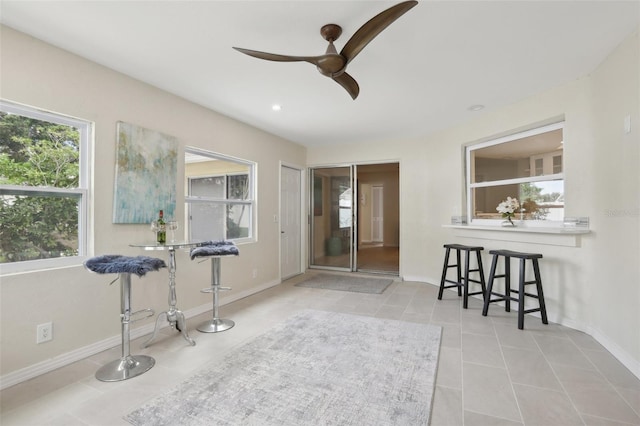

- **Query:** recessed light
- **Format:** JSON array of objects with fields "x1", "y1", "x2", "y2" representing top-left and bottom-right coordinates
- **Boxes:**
[
  {"x1": 468, "y1": 104, "x2": 485, "y2": 112},
  {"x1": 272, "y1": 104, "x2": 282, "y2": 111}
]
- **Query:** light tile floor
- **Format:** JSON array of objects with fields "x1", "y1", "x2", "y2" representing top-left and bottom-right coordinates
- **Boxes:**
[{"x1": 1, "y1": 271, "x2": 639, "y2": 425}]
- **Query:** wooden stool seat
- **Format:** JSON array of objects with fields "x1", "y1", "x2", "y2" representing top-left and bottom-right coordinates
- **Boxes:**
[{"x1": 438, "y1": 244, "x2": 486, "y2": 309}]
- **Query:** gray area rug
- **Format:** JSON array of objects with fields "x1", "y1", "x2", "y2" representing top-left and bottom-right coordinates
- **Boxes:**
[
  {"x1": 125, "y1": 309, "x2": 441, "y2": 426},
  {"x1": 294, "y1": 273, "x2": 393, "y2": 294}
]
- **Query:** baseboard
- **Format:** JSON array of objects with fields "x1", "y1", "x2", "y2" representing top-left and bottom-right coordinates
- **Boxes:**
[
  {"x1": 576, "y1": 325, "x2": 640, "y2": 379},
  {"x1": 0, "y1": 278, "x2": 282, "y2": 391}
]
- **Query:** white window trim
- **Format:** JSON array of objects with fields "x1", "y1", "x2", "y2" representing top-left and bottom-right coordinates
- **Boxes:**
[
  {"x1": 465, "y1": 121, "x2": 564, "y2": 227},
  {"x1": 0, "y1": 100, "x2": 93, "y2": 276},
  {"x1": 184, "y1": 147, "x2": 256, "y2": 244}
]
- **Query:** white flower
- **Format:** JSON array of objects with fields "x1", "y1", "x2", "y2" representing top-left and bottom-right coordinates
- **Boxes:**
[{"x1": 496, "y1": 197, "x2": 520, "y2": 215}]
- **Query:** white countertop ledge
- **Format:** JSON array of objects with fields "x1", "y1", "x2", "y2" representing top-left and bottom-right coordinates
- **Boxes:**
[{"x1": 443, "y1": 224, "x2": 591, "y2": 235}]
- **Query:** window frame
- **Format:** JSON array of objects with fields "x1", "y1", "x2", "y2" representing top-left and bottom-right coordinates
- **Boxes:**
[
  {"x1": 0, "y1": 100, "x2": 92, "y2": 275},
  {"x1": 184, "y1": 147, "x2": 256, "y2": 244},
  {"x1": 465, "y1": 121, "x2": 565, "y2": 226}
]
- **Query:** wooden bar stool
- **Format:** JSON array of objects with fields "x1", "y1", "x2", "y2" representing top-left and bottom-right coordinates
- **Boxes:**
[
  {"x1": 84, "y1": 255, "x2": 166, "y2": 381},
  {"x1": 190, "y1": 240, "x2": 239, "y2": 333},
  {"x1": 482, "y1": 249, "x2": 548, "y2": 330},
  {"x1": 438, "y1": 244, "x2": 486, "y2": 308}
]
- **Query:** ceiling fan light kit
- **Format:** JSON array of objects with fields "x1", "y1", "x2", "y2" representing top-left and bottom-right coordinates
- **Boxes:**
[{"x1": 233, "y1": 1, "x2": 418, "y2": 100}]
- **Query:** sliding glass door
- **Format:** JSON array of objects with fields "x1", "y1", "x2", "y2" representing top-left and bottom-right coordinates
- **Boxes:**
[{"x1": 309, "y1": 166, "x2": 354, "y2": 270}]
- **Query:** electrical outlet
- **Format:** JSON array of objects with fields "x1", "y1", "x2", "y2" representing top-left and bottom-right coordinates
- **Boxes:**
[
  {"x1": 252, "y1": 268, "x2": 258, "y2": 279},
  {"x1": 37, "y1": 322, "x2": 53, "y2": 344}
]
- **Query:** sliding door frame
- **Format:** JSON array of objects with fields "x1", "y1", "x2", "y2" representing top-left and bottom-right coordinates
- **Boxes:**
[{"x1": 308, "y1": 165, "x2": 357, "y2": 272}]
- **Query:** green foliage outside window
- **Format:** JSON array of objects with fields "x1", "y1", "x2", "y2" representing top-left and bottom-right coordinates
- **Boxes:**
[
  {"x1": 226, "y1": 174, "x2": 249, "y2": 239},
  {"x1": 0, "y1": 112, "x2": 80, "y2": 263}
]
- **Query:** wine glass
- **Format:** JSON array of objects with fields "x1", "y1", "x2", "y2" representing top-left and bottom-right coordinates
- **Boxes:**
[
  {"x1": 167, "y1": 220, "x2": 178, "y2": 242},
  {"x1": 150, "y1": 220, "x2": 159, "y2": 234}
]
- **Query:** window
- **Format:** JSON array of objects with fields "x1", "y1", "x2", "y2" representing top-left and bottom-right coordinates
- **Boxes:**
[
  {"x1": 185, "y1": 147, "x2": 255, "y2": 242},
  {"x1": 0, "y1": 100, "x2": 91, "y2": 271},
  {"x1": 466, "y1": 122, "x2": 564, "y2": 223}
]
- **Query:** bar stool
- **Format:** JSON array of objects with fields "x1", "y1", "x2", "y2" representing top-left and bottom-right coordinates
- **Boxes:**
[
  {"x1": 84, "y1": 254, "x2": 166, "y2": 381},
  {"x1": 190, "y1": 240, "x2": 239, "y2": 333},
  {"x1": 438, "y1": 244, "x2": 486, "y2": 308},
  {"x1": 482, "y1": 249, "x2": 548, "y2": 330}
]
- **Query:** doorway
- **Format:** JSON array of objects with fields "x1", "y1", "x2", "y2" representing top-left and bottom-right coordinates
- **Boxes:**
[
  {"x1": 280, "y1": 164, "x2": 303, "y2": 280},
  {"x1": 309, "y1": 163, "x2": 399, "y2": 275}
]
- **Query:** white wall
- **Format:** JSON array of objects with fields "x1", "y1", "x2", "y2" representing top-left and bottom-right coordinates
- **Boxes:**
[
  {"x1": 0, "y1": 26, "x2": 306, "y2": 382},
  {"x1": 308, "y1": 30, "x2": 640, "y2": 377}
]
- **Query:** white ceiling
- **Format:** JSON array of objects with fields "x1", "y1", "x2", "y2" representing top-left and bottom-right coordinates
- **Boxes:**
[{"x1": 1, "y1": 1, "x2": 638, "y2": 148}]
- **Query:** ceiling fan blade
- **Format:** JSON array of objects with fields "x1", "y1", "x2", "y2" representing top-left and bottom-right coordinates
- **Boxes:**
[
  {"x1": 332, "y1": 72, "x2": 360, "y2": 100},
  {"x1": 233, "y1": 47, "x2": 321, "y2": 65},
  {"x1": 340, "y1": 0, "x2": 418, "y2": 65}
]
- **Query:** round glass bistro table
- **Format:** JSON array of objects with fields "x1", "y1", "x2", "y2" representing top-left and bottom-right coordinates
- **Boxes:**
[{"x1": 130, "y1": 241, "x2": 202, "y2": 347}]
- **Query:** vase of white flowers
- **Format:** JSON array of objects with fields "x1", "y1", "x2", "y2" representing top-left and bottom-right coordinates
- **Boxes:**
[{"x1": 496, "y1": 197, "x2": 520, "y2": 227}]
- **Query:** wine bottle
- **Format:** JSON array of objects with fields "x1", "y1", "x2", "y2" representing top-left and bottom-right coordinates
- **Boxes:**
[{"x1": 156, "y1": 210, "x2": 166, "y2": 244}]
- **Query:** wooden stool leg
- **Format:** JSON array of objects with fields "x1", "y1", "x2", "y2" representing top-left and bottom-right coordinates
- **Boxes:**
[
  {"x1": 482, "y1": 255, "x2": 499, "y2": 316},
  {"x1": 455, "y1": 249, "x2": 462, "y2": 296},
  {"x1": 463, "y1": 250, "x2": 470, "y2": 308},
  {"x1": 438, "y1": 247, "x2": 451, "y2": 300},
  {"x1": 533, "y1": 259, "x2": 548, "y2": 324},
  {"x1": 476, "y1": 250, "x2": 487, "y2": 302},
  {"x1": 518, "y1": 258, "x2": 526, "y2": 330},
  {"x1": 504, "y1": 257, "x2": 511, "y2": 312}
]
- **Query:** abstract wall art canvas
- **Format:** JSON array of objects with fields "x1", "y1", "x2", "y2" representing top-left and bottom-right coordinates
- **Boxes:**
[{"x1": 113, "y1": 121, "x2": 178, "y2": 223}]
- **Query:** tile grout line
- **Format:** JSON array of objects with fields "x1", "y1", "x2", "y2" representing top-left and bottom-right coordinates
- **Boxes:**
[
  {"x1": 530, "y1": 333, "x2": 588, "y2": 426},
  {"x1": 490, "y1": 309, "x2": 526, "y2": 425},
  {"x1": 458, "y1": 296, "x2": 466, "y2": 426},
  {"x1": 570, "y1": 335, "x2": 640, "y2": 421}
]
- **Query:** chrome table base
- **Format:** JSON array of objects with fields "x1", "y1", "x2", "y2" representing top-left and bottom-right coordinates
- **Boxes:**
[
  {"x1": 144, "y1": 307, "x2": 195, "y2": 347},
  {"x1": 143, "y1": 245, "x2": 196, "y2": 347}
]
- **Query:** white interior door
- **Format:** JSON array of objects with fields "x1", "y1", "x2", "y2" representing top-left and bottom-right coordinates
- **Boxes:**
[
  {"x1": 281, "y1": 165, "x2": 302, "y2": 279},
  {"x1": 372, "y1": 185, "x2": 384, "y2": 243}
]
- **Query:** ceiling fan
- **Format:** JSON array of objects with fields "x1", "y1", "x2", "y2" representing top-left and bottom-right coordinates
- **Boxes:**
[{"x1": 233, "y1": 1, "x2": 418, "y2": 100}]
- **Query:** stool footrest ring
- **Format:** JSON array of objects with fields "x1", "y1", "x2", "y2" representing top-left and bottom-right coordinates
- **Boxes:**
[
  {"x1": 129, "y1": 308, "x2": 155, "y2": 322},
  {"x1": 200, "y1": 286, "x2": 232, "y2": 293}
]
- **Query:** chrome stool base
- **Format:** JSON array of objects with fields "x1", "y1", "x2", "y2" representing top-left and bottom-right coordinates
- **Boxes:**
[
  {"x1": 190, "y1": 242, "x2": 239, "y2": 335},
  {"x1": 95, "y1": 354, "x2": 155, "y2": 382},
  {"x1": 197, "y1": 318, "x2": 235, "y2": 333},
  {"x1": 84, "y1": 257, "x2": 165, "y2": 383}
]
